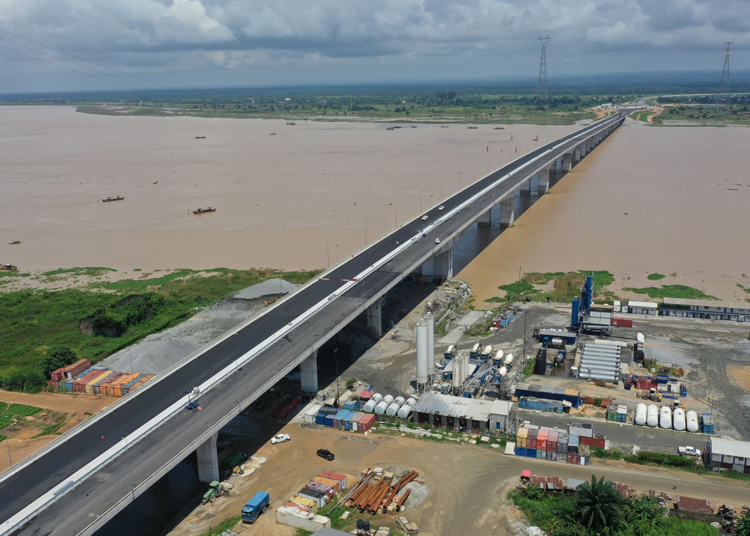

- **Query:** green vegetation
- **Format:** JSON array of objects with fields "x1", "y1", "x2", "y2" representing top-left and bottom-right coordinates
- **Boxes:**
[
  {"x1": 0, "y1": 267, "x2": 320, "y2": 391},
  {"x1": 197, "y1": 516, "x2": 241, "y2": 536},
  {"x1": 511, "y1": 477, "x2": 719, "y2": 536},
  {"x1": 318, "y1": 493, "x2": 405, "y2": 535},
  {"x1": 41, "y1": 346, "x2": 79, "y2": 378},
  {"x1": 523, "y1": 359, "x2": 536, "y2": 378},
  {"x1": 623, "y1": 284, "x2": 716, "y2": 300},
  {"x1": 0, "y1": 402, "x2": 49, "y2": 441},
  {"x1": 489, "y1": 270, "x2": 615, "y2": 303},
  {"x1": 647, "y1": 273, "x2": 666, "y2": 281},
  {"x1": 42, "y1": 267, "x2": 116, "y2": 278}
]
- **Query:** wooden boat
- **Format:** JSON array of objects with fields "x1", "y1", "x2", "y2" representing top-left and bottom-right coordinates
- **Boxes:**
[
  {"x1": 101, "y1": 196, "x2": 124, "y2": 202},
  {"x1": 191, "y1": 207, "x2": 217, "y2": 215}
]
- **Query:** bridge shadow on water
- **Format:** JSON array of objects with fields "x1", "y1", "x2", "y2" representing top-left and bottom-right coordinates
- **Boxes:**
[{"x1": 95, "y1": 168, "x2": 569, "y2": 536}]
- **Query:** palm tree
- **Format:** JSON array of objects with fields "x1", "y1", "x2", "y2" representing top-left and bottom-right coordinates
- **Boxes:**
[
  {"x1": 572, "y1": 475, "x2": 626, "y2": 533},
  {"x1": 736, "y1": 511, "x2": 750, "y2": 536}
]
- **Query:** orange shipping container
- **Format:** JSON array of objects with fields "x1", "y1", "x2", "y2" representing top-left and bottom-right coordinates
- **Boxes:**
[
  {"x1": 73, "y1": 371, "x2": 101, "y2": 393},
  {"x1": 112, "y1": 373, "x2": 138, "y2": 397},
  {"x1": 100, "y1": 373, "x2": 125, "y2": 396},
  {"x1": 314, "y1": 477, "x2": 340, "y2": 494},
  {"x1": 85, "y1": 371, "x2": 113, "y2": 394}
]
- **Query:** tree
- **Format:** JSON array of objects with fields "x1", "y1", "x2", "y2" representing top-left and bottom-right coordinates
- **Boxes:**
[
  {"x1": 572, "y1": 475, "x2": 626, "y2": 533},
  {"x1": 624, "y1": 495, "x2": 666, "y2": 536},
  {"x1": 736, "y1": 511, "x2": 750, "y2": 536},
  {"x1": 41, "y1": 346, "x2": 78, "y2": 378}
]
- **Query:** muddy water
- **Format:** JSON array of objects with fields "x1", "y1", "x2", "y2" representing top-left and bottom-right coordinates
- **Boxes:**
[
  {"x1": 0, "y1": 106, "x2": 574, "y2": 274},
  {"x1": 458, "y1": 121, "x2": 750, "y2": 303}
]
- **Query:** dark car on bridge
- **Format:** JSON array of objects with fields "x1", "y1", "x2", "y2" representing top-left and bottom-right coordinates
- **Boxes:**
[{"x1": 317, "y1": 448, "x2": 335, "y2": 461}]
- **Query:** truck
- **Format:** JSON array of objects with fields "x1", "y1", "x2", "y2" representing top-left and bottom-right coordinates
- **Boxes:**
[
  {"x1": 242, "y1": 491, "x2": 270, "y2": 524},
  {"x1": 678, "y1": 446, "x2": 701, "y2": 458}
]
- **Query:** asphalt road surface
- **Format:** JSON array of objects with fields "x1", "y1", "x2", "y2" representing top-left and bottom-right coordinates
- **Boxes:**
[{"x1": 3, "y1": 114, "x2": 624, "y2": 536}]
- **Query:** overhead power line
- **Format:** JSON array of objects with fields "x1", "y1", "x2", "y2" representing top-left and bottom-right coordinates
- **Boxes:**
[{"x1": 536, "y1": 36, "x2": 550, "y2": 112}]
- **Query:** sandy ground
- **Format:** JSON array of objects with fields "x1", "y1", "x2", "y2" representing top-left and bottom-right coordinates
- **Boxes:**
[
  {"x1": 0, "y1": 391, "x2": 114, "y2": 472},
  {"x1": 167, "y1": 421, "x2": 750, "y2": 536},
  {"x1": 458, "y1": 119, "x2": 750, "y2": 303},
  {"x1": 0, "y1": 106, "x2": 572, "y2": 275}
]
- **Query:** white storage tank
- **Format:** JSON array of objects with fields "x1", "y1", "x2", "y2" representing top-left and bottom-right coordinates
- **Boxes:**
[
  {"x1": 471, "y1": 342, "x2": 481, "y2": 355},
  {"x1": 673, "y1": 408, "x2": 686, "y2": 431},
  {"x1": 493, "y1": 350, "x2": 504, "y2": 364},
  {"x1": 635, "y1": 403, "x2": 647, "y2": 426},
  {"x1": 363, "y1": 400, "x2": 377, "y2": 413},
  {"x1": 386, "y1": 402, "x2": 401, "y2": 416},
  {"x1": 659, "y1": 406, "x2": 672, "y2": 429},
  {"x1": 503, "y1": 353, "x2": 514, "y2": 368},
  {"x1": 647, "y1": 405, "x2": 658, "y2": 427},
  {"x1": 416, "y1": 321, "x2": 429, "y2": 386},
  {"x1": 383, "y1": 394, "x2": 394, "y2": 405},
  {"x1": 686, "y1": 411, "x2": 699, "y2": 433},
  {"x1": 374, "y1": 401, "x2": 389, "y2": 415},
  {"x1": 371, "y1": 393, "x2": 383, "y2": 404},
  {"x1": 499, "y1": 366, "x2": 508, "y2": 378},
  {"x1": 397, "y1": 404, "x2": 413, "y2": 419},
  {"x1": 393, "y1": 396, "x2": 406, "y2": 407},
  {"x1": 405, "y1": 397, "x2": 417, "y2": 407},
  {"x1": 481, "y1": 344, "x2": 493, "y2": 357}
]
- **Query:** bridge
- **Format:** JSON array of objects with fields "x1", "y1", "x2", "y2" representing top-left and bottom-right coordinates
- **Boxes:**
[{"x1": 0, "y1": 113, "x2": 625, "y2": 536}]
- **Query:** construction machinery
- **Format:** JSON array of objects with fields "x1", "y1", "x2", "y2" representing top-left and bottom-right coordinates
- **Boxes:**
[{"x1": 201, "y1": 481, "x2": 230, "y2": 504}]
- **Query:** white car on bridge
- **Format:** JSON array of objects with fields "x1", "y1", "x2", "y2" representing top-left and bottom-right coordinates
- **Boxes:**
[{"x1": 271, "y1": 433, "x2": 291, "y2": 444}]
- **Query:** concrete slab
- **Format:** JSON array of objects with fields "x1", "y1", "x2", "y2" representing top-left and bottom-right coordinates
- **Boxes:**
[
  {"x1": 457, "y1": 311, "x2": 484, "y2": 326},
  {"x1": 439, "y1": 327, "x2": 464, "y2": 345}
]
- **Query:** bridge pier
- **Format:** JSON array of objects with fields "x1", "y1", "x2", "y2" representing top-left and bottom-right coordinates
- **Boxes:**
[
  {"x1": 520, "y1": 177, "x2": 533, "y2": 195},
  {"x1": 562, "y1": 153, "x2": 573, "y2": 172},
  {"x1": 537, "y1": 166, "x2": 551, "y2": 195},
  {"x1": 477, "y1": 209, "x2": 491, "y2": 226},
  {"x1": 580, "y1": 143, "x2": 588, "y2": 158},
  {"x1": 300, "y1": 350, "x2": 318, "y2": 393},
  {"x1": 196, "y1": 433, "x2": 220, "y2": 484},
  {"x1": 366, "y1": 301, "x2": 383, "y2": 339},
  {"x1": 433, "y1": 248, "x2": 454, "y2": 280},
  {"x1": 499, "y1": 197, "x2": 515, "y2": 227}
]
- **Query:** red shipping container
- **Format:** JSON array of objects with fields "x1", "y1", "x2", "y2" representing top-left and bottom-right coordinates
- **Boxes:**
[
  {"x1": 527, "y1": 438, "x2": 537, "y2": 449},
  {"x1": 49, "y1": 380, "x2": 60, "y2": 390},
  {"x1": 595, "y1": 437, "x2": 606, "y2": 449},
  {"x1": 320, "y1": 471, "x2": 348, "y2": 490},
  {"x1": 358, "y1": 414, "x2": 376, "y2": 432},
  {"x1": 567, "y1": 454, "x2": 579, "y2": 465},
  {"x1": 64, "y1": 359, "x2": 92, "y2": 379},
  {"x1": 580, "y1": 436, "x2": 596, "y2": 447},
  {"x1": 547, "y1": 441, "x2": 557, "y2": 452},
  {"x1": 73, "y1": 371, "x2": 101, "y2": 393},
  {"x1": 611, "y1": 318, "x2": 633, "y2": 328},
  {"x1": 537, "y1": 430, "x2": 548, "y2": 451}
]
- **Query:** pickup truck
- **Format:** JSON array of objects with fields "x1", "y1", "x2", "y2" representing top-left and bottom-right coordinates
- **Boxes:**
[{"x1": 678, "y1": 446, "x2": 701, "y2": 457}]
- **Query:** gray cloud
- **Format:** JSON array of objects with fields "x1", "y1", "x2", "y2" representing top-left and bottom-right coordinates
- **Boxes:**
[{"x1": 0, "y1": 0, "x2": 746, "y2": 92}]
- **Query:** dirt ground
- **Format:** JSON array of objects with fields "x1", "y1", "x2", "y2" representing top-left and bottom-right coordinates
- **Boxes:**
[
  {"x1": 167, "y1": 421, "x2": 750, "y2": 536},
  {"x1": 0, "y1": 391, "x2": 115, "y2": 472}
]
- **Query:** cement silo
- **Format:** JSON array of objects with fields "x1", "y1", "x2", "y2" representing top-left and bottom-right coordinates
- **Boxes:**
[
  {"x1": 416, "y1": 321, "x2": 429, "y2": 388},
  {"x1": 425, "y1": 313, "x2": 435, "y2": 370}
]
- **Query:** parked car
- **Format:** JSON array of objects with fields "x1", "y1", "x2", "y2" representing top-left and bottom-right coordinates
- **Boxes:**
[
  {"x1": 434, "y1": 238, "x2": 440, "y2": 244},
  {"x1": 317, "y1": 448, "x2": 335, "y2": 461},
  {"x1": 678, "y1": 446, "x2": 701, "y2": 457},
  {"x1": 438, "y1": 205, "x2": 445, "y2": 211},
  {"x1": 421, "y1": 215, "x2": 428, "y2": 221},
  {"x1": 271, "y1": 433, "x2": 291, "y2": 445}
]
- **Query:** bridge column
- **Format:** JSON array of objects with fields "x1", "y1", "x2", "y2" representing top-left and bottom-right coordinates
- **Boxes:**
[
  {"x1": 562, "y1": 152, "x2": 573, "y2": 172},
  {"x1": 581, "y1": 142, "x2": 588, "y2": 157},
  {"x1": 197, "y1": 433, "x2": 220, "y2": 484},
  {"x1": 477, "y1": 209, "x2": 491, "y2": 226},
  {"x1": 499, "y1": 197, "x2": 515, "y2": 227},
  {"x1": 367, "y1": 301, "x2": 383, "y2": 339},
  {"x1": 520, "y1": 176, "x2": 533, "y2": 195},
  {"x1": 537, "y1": 166, "x2": 551, "y2": 195},
  {"x1": 300, "y1": 350, "x2": 318, "y2": 393},
  {"x1": 434, "y1": 248, "x2": 454, "y2": 280}
]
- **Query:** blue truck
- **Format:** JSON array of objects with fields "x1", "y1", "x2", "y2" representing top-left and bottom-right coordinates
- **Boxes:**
[{"x1": 242, "y1": 491, "x2": 270, "y2": 524}]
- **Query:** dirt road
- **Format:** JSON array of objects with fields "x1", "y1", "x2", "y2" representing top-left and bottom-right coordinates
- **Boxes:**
[{"x1": 167, "y1": 423, "x2": 750, "y2": 536}]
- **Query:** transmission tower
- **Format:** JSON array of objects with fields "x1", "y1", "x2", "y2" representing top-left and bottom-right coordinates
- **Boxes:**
[
  {"x1": 536, "y1": 36, "x2": 551, "y2": 111},
  {"x1": 715, "y1": 41, "x2": 733, "y2": 117}
]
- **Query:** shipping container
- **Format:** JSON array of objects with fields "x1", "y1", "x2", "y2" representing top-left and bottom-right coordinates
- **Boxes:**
[
  {"x1": 320, "y1": 471, "x2": 348, "y2": 490},
  {"x1": 314, "y1": 477, "x2": 340, "y2": 494},
  {"x1": 275, "y1": 394, "x2": 304, "y2": 420},
  {"x1": 568, "y1": 423, "x2": 594, "y2": 439},
  {"x1": 324, "y1": 415, "x2": 335, "y2": 427},
  {"x1": 358, "y1": 414, "x2": 376, "y2": 433},
  {"x1": 517, "y1": 427, "x2": 529, "y2": 439},
  {"x1": 343, "y1": 401, "x2": 361, "y2": 411},
  {"x1": 316, "y1": 412, "x2": 327, "y2": 426},
  {"x1": 526, "y1": 449, "x2": 537, "y2": 458},
  {"x1": 100, "y1": 373, "x2": 124, "y2": 396},
  {"x1": 611, "y1": 318, "x2": 633, "y2": 328},
  {"x1": 515, "y1": 447, "x2": 527, "y2": 457},
  {"x1": 517, "y1": 437, "x2": 526, "y2": 448},
  {"x1": 121, "y1": 374, "x2": 145, "y2": 395},
  {"x1": 84, "y1": 371, "x2": 112, "y2": 394},
  {"x1": 567, "y1": 454, "x2": 579, "y2": 465},
  {"x1": 549, "y1": 452, "x2": 557, "y2": 462},
  {"x1": 91, "y1": 371, "x2": 115, "y2": 394},
  {"x1": 537, "y1": 430, "x2": 548, "y2": 451},
  {"x1": 536, "y1": 449, "x2": 546, "y2": 459},
  {"x1": 72, "y1": 370, "x2": 100, "y2": 393},
  {"x1": 304, "y1": 406, "x2": 319, "y2": 424},
  {"x1": 702, "y1": 414, "x2": 715, "y2": 434},
  {"x1": 63, "y1": 359, "x2": 92, "y2": 379},
  {"x1": 113, "y1": 373, "x2": 139, "y2": 397}
]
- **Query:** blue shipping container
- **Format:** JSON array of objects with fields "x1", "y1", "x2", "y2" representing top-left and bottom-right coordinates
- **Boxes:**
[
  {"x1": 515, "y1": 447, "x2": 527, "y2": 457},
  {"x1": 343, "y1": 401, "x2": 361, "y2": 411},
  {"x1": 526, "y1": 449, "x2": 537, "y2": 458},
  {"x1": 324, "y1": 415, "x2": 335, "y2": 427},
  {"x1": 315, "y1": 413, "x2": 326, "y2": 425}
]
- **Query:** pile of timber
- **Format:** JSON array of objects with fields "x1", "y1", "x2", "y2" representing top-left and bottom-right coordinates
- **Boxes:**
[{"x1": 346, "y1": 470, "x2": 418, "y2": 514}]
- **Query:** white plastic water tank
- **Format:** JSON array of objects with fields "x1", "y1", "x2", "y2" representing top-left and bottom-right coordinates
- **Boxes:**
[
  {"x1": 647, "y1": 405, "x2": 658, "y2": 427},
  {"x1": 383, "y1": 394, "x2": 394, "y2": 405},
  {"x1": 635, "y1": 403, "x2": 647, "y2": 426},
  {"x1": 397, "y1": 404, "x2": 412, "y2": 419},
  {"x1": 363, "y1": 400, "x2": 377, "y2": 412},
  {"x1": 660, "y1": 406, "x2": 672, "y2": 429},
  {"x1": 371, "y1": 393, "x2": 383, "y2": 404},
  {"x1": 686, "y1": 411, "x2": 699, "y2": 433},
  {"x1": 405, "y1": 397, "x2": 417, "y2": 406},
  {"x1": 393, "y1": 396, "x2": 406, "y2": 407},
  {"x1": 374, "y1": 401, "x2": 389, "y2": 415},
  {"x1": 386, "y1": 402, "x2": 401, "y2": 416},
  {"x1": 673, "y1": 408, "x2": 686, "y2": 431}
]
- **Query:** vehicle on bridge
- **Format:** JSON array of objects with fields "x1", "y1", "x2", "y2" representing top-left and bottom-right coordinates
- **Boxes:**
[
  {"x1": 185, "y1": 400, "x2": 200, "y2": 411},
  {"x1": 439, "y1": 205, "x2": 445, "y2": 211},
  {"x1": 241, "y1": 491, "x2": 270, "y2": 524},
  {"x1": 317, "y1": 448, "x2": 335, "y2": 461},
  {"x1": 421, "y1": 215, "x2": 428, "y2": 220},
  {"x1": 434, "y1": 238, "x2": 440, "y2": 244}
]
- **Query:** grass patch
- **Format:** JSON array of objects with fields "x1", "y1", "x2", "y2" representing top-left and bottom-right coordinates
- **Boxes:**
[
  {"x1": 197, "y1": 516, "x2": 241, "y2": 536},
  {"x1": 34, "y1": 413, "x2": 68, "y2": 437},
  {"x1": 523, "y1": 358, "x2": 535, "y2": 378},
  {"x1": 0, "y1": 267, "x2": 321, "y2": 389},
  {"x1": 5, "y1": 404, "x2": 42, "y2": 417},
  {"x1": 647, "y1": 273, "x2": 666, "y2": 281},
  {"x1": 42, "y1": 267, "x2": 116, "y2": 278},
  {"x1": 624, "y1": 285, "x2": 716, "y2": 300},
  {"x1": 494, "y1": 270, "x2": 615, "y2": 303}
]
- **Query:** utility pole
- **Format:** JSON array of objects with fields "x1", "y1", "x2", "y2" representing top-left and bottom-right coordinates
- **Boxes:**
[
  {"x1": 536, "y1": 37, "x2": 551, "y2": 112},
  {"x1": 334, "y1": 348, "x2": 340, "y2": 406},
  {"x1": 715, "y1": 42, "x2": 733, "y2": 117}
]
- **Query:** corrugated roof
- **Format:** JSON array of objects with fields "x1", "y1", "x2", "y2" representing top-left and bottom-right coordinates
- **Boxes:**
[
  {"x1": 663, "y1": 297, "x2": 750, "y2": 310},
  {"x1": 411, "y1": 392, "x2": 495, "y2": 421},
  {"x1": 627, "y1": 301, "x2": 658, "y2": 308},
  {"x1": 710, "y1": 436, "x2": 750, "y2": 458},
  {"x1": 491, "y1": 399, "x2": 513, "y2": 416}
]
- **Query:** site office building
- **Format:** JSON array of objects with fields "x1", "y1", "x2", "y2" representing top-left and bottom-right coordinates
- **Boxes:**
[{"x1": 705, "y1": 436, "x2": 750, "y2": 474}]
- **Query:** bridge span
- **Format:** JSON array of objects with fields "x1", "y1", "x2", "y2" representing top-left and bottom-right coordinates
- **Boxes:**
[{"x1": 1, "y1": 113, "x2": 624, "y2": 536}]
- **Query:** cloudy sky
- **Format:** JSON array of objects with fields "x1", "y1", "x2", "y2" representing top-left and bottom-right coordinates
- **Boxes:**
[{"x1": 0, "y1": 0, "x2": 746, "y2": 93}]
